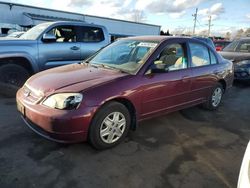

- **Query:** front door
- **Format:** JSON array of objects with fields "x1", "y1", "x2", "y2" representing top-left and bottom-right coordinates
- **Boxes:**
[
  {"x1": 38, "y1": 25, "x2": 81, "y2": 70},
  {"x1": 141, "y1": 42, "x2": 192, "y2": 119}
]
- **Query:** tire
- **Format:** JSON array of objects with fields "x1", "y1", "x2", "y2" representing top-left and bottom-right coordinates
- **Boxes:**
[
  {"x1": 0, "y1": 64, "x2": 30, "y2": 87},
  {"x1": 203, "y1": 83, "x2": 224, "y2": 110},
  {"x1": 0, "y1": 64, "x2": 30, "y2": 97},
  {"x1": 88, "y1": 102, "x2": 131, "y2": 150}
]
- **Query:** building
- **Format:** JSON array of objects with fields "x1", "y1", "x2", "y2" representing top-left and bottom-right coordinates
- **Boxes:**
[{"x1": 0, "y1": 1, "x2": 161, "y2": 39}]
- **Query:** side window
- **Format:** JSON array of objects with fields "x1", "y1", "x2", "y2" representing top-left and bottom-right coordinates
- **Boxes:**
[
  {"x1": 238, "y1": 41, "x2": 250, "y2": 52},
  {"x1": 210, "y1": 50, "x2": 217, "y2": 64},
  {"x1": 190, "y1": 43, "x2": 210, "y2": 67},
  {"x1": 79, "y1": 26, "x2": 104, "y2": 42},
  {"x1": 46, "y1": 26, "x2": 76, "y2": 43},
  {"x1": 158, "y1": 43, "x2": 187, "y2": 71}
]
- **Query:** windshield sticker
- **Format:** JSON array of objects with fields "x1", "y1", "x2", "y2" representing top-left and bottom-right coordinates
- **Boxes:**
[{"x1": 138, "y1": 42, "x2": 157, "y2": 48}]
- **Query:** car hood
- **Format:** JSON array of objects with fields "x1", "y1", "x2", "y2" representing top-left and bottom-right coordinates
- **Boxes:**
[
  {"x1": 219, "y1": 51, "x2": 250, "y2": 62},
  {"x1": 25, "y1": 63, "x2": 129, "y2": 96},
  {"x1": 0, "y1": 38, "x2": 36, "y2": 49}
]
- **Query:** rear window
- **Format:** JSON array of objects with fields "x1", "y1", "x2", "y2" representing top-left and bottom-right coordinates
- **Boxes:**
[
  {"x1": 223, "y1": 40, "x2": 239, "y2": 52},
  {"x1": 79, "y1": 26, "x2": 104, "y2": 42},
  {"x1": 190, "y1": 43, "x2": 210, "y2": 67}
]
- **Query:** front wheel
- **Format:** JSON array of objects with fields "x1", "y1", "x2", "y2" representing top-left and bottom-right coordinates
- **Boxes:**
[
  {"x1": 0, "y1": 64, "x2": 30, "y2": 97},
  {"x1": 88, "y1": 102, "x2": 131, "y2": 150},
  {"x1": 0, "y1": 64, "x2": 30, "y2": 87},
  {"x1": 203, "y1": 83, "x2": 224, "y2": 110}
]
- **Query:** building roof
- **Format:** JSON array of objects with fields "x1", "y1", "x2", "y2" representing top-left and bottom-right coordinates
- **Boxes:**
[
  {"x1": 23, "y1": 12, "x2": 82, "y2": 22},
  {"x1": 0, "y1": 1, "x2": 161, "y2": 28}
]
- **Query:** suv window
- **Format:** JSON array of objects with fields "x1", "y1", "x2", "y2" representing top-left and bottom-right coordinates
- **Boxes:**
[
  {"x1": 190, "y1": 43, "x2": 210, "y2": 67},
  {"x1": 46, "y1": 26, "x2": 77, "y2": 42},
  {"x1": 238, "y1": 41, "x2": 250, "y2": 52},
  {"x1": 158, "y1": 43, "x2": 187, "y2": 71},
  {"x1": 79, "y1": 26, "x2": 104, "y2": 42}
]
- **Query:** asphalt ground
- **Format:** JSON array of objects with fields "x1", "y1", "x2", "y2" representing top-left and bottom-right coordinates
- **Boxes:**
[{"x1": 0, "y1": 82, "x2": 250, "y2": 188}]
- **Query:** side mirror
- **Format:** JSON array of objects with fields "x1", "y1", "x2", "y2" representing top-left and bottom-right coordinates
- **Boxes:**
[
  {"x1": 148, "y1": 60, "x2": 168, "y2": 74},
  {"x1": 42, "y1": 33, "x2": 56, "y2": 42}
]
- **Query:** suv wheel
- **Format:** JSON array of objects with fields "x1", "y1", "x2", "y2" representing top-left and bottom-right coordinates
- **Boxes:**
[
  {"x1": 0, "y1": 64, "x2": 30, "y2": 87},
  {"x1": 89, "y1": 102, "x2": 131, "y2": 150}
]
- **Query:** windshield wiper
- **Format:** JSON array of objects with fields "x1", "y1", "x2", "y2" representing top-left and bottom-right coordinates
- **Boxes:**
[{"x1": 88, "y1": 63, "x2": 130, "y2": 74}]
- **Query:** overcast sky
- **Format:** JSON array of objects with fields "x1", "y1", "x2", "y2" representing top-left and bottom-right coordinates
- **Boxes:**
[{"x1": 2, "y1": 0, "x2": 250, "y2": 35}]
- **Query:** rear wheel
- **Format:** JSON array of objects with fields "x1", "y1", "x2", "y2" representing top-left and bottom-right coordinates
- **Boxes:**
[
  {"x1": 203, "y1": 83, "x2": 224, "y2": 110},
  {"x1": 88, "y1": 102, "x2": 131, "y2": 150}
]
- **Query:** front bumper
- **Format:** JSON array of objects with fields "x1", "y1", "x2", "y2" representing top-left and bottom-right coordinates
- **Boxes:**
[
  {"x1": 21, "y1": 116, "x2": 86, "y2": 143},
  {"x1": 16, "y1": 88, "x2": 97, "y2": 143}
]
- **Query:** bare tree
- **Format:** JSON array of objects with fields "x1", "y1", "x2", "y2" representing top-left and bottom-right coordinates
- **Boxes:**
[
  {"x1": 235, "y1": 29, "x2": 244, "y2": 38},
  {"x1": 132, "y1": 10, "x2": 146, "y2": 23},
  {"x1": 244, "y1": 28, "x2": 250, "y2": 37},
  {"x1": 225, "y1": 32, "x2": 231, "y2": 40}
]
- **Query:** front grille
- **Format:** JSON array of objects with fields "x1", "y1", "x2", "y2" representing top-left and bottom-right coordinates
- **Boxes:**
[{"x1": 22, "y1": 85, "x2": 43, "y2": 104}]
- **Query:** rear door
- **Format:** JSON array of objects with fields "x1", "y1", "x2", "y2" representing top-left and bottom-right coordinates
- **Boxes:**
[
  {"x1": 141, "y1": 41, "x2": 192, "y2": 119},
  {"x1": 38, "y1": 25, "x2": 81, "y2": 70},
  {"x1": 188, "y1": 42, "x2": 222, "y2": 101}
]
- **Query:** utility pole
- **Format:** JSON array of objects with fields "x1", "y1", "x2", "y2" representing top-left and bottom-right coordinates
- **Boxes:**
[
  {"x1": 192, "y1": 8, "x2": 198, "y2": 35},
  {"x1": 208, "y1": 15, "x2": 213, "y2": 37}
]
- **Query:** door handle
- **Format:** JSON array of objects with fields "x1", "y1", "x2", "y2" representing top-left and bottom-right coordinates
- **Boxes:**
[
  {"x1": 182, "y1": 75, "x2": 190, "y2": 79},
  {"x1": 182, "y1": 75, "x2": 190, "y2": 82},
  {"x1": 70, "y1": 46, "x2": 80, "y2": 51}
]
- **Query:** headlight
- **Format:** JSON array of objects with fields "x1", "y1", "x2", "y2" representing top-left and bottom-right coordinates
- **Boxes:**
[{"x1": 43, "y1": 93, "x2": 83, "y2": 110}]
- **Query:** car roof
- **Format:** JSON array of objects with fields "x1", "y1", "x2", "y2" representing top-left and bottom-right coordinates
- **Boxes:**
[
  {"x1": 121, "y1": 35, "x2": 190, "y2": 42},
  {"x1": 235, "y1": 37, "x2": 250, "y2": 42},
  {"x1": 40, "y1": 21, "x2": 107, "y2": 29}
]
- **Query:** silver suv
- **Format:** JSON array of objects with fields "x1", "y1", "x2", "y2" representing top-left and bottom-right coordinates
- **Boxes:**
[{"x1": 0, "y1": 21, "x2": 110, "y2": 88}]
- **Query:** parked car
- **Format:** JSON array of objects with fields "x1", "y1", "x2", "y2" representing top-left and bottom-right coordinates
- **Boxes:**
[
  {"x1": 219, "y1": 38, "x2": 250, "y2": 80},
  {"x1": 214, "y1": 40, "x2": 231, "y2": 51},
  {"x1": 237, "y1": 141, "x2": 250, "y2": 188},
  {"x1": 16, "y1": 36, "x2": 234, "y2": 149},
  {"x1": 6, "y1": 31, "x2": 25, "y2": 38},
  {"x1": 193, "y1": 36, "x2": 216, "y2": 49},
  {"x1": 0, "y1": 21, "x2": 109, "y2": 87}
]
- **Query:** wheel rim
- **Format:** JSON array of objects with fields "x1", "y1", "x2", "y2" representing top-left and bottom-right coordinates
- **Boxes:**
[
  {"x1": 212, "y1": 87, "x2": 222, "y2": 107},
  {"x1": 100, "y1": 112, "x2": 126, "y2": 144}
]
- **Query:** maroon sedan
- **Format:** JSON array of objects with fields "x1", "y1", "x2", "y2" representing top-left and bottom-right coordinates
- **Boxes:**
[{"x1": 16, "y1": 36, "x2": 234, "y2": 149}]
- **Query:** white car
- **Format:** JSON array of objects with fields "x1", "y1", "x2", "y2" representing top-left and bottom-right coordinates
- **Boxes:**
[{"x1": 238, "y1": 141, "x2": 250, "y2": 188}]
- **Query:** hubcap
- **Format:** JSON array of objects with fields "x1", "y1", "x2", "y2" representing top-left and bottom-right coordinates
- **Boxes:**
[
  {"x1": 100, "y1": 112, "x2": 126, "y2": 144},
  {"x1": 212, "y1": 87, "x2": 222, "y2": 107}
]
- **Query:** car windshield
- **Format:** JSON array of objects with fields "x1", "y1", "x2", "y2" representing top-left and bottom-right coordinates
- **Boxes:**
[
  {"x1": 89, "y1": 39, "x2": 159, "y2": 74},
  {"x1": 223, "y1": 40, "x2": 238, "y2": 52},
  {"x1": 20, "y1": 22, "x2": 52, "y2": 40}
]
